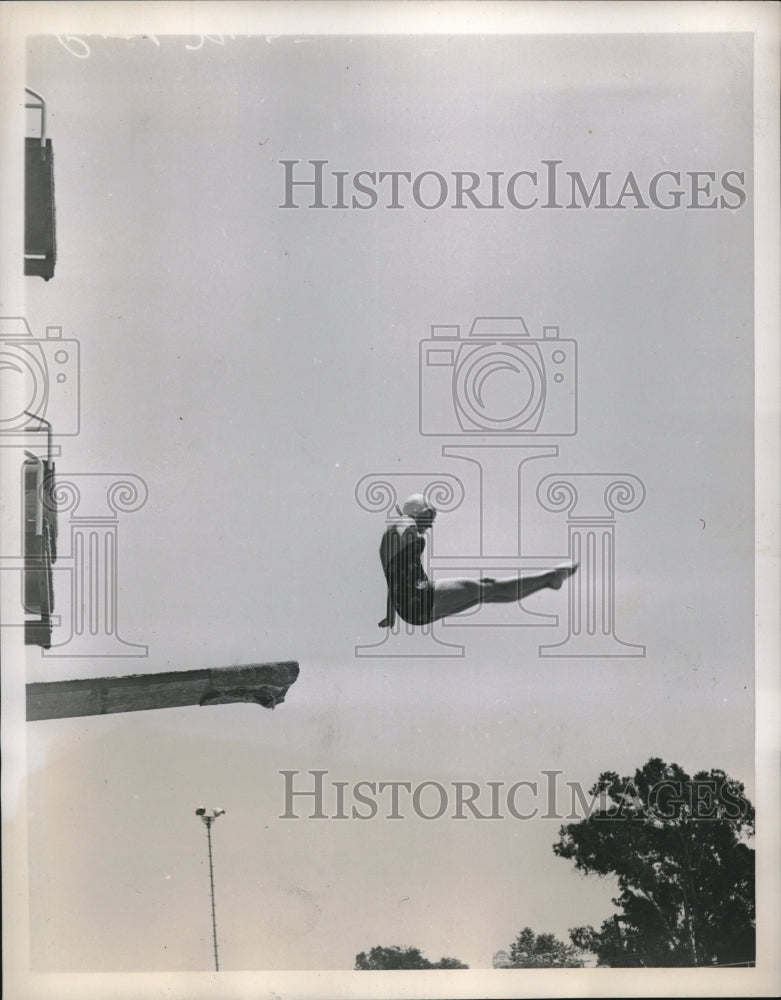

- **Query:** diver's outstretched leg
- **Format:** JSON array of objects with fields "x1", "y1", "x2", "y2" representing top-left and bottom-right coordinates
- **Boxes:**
[
  {"x1": 480, "y1": 562, "x2": 577, "y2": 603},
  {"x1": 430, "y1": 563, "x2": 577, "y2": 621}
]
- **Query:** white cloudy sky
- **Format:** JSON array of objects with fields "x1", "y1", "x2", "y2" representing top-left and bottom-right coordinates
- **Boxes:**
[{"x1": 2, "y1": 4, "x2": 775, "y2": 995}]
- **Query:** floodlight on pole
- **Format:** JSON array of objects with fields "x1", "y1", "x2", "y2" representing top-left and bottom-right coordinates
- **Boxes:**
[{"x1": 195, "y1": 807, "x2": 225, "y2": 971}]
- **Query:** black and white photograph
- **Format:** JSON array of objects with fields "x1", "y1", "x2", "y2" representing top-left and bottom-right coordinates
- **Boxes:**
[{"x1": 1, "y1": 3, "x2": 779, "y2": 998}]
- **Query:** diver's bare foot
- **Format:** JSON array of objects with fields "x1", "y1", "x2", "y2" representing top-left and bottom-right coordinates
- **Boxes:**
[{"x1": 549, "y1": 562, "x2": 578, "y2": 590}]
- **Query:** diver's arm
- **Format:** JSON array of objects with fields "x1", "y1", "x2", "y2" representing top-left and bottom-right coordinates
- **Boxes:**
[{"x1": 379, "y1": 587, "x2": 396, "y2": 629}]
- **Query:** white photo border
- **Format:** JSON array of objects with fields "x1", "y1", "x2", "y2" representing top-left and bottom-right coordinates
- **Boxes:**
[{"x1": 1, "y1": 3, "x2": 778, "y2": 998}]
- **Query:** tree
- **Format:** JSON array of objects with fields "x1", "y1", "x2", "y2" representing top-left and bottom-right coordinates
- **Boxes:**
[
  {"x1": 507, "y1": 927, "x2": 583, "y2": 968},
  {"x1": 355, "y1": 945, "x2": 468, "y2": 970},
  {"x1": 554, "y1": 758, "x2": 755, "y2": 967},
  {"x1": 434, "y1": 956, "x2": 471, "y2": 969}
]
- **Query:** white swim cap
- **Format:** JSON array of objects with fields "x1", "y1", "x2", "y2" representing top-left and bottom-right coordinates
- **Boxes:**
[{"x1": 401, "y1": 493, "x2": 429, "y2": 517}]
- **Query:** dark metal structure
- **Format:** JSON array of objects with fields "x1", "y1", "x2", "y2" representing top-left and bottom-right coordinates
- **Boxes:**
[
  {"x1": 25, "y1": 88, "x2": 56, "y2": 280},
  {"x1": 23, "y1": 411, "x2": 58, "y2": 648}
]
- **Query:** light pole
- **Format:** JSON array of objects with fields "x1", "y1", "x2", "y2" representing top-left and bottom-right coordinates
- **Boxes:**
[{"x1": 195, "y1": 807, "x2": 225, "y2": 971}]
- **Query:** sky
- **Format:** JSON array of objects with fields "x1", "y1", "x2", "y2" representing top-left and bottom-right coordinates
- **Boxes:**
[{"x1": 1, "y1": 5, "x2": 775, "y2": 995}]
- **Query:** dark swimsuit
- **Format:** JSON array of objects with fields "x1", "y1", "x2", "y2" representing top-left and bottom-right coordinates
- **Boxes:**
[{"x1": 380, "y1": 527, "x2": 435, "y2": 626}]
